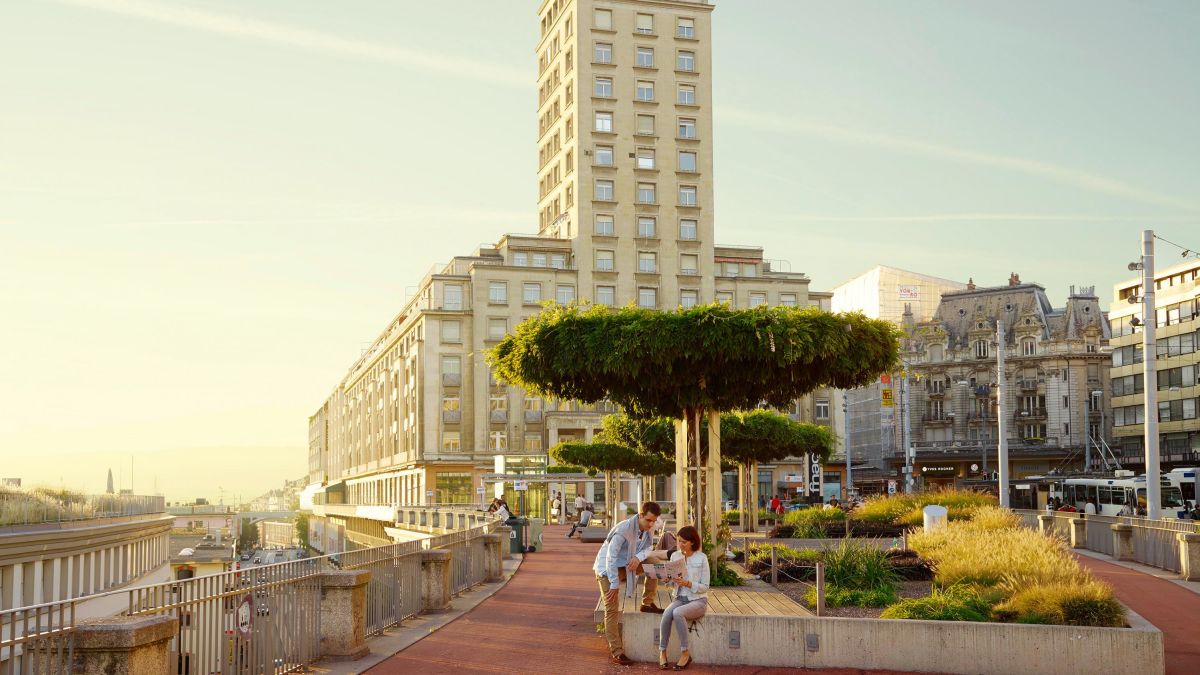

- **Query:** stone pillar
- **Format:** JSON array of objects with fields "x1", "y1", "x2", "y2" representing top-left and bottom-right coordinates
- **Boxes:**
[
  {"x1": 1069, "y1": 518, "x2": 1087, "y2": 549},
  {"x1": 1178, "y1": 533, "x2": 1200, "y2": 582},
  {"x1": 32, "y1": 559, "x2": 45, "y2": 605},
  {"x1": 420, "y1": 549, "x2": 452, "y2": 612},
  {"x1": 51, "y1": 558, "x2": 62, "y2": 603},
  {"x1": 482, "y1": 533, "x2": 503, "y2": 581},
  {"x1": 496, "y1": 525, "x2": 513, "y2": 560},
  {"x1": 1110, "y1": 523, "x2": 1135, "y2": 561},
  {"x1": 11, "y1": 561, "x2": 24, "y2": 609},
  {"x1": 1037, "y1": 514, "x2": 1054, "y2": 535},
  {"x1": 67, "y1": 615, "x2": 176, "y2": 675},
  {"x1": 319, "y1": 570, "x2": 371, "y2": 661}
]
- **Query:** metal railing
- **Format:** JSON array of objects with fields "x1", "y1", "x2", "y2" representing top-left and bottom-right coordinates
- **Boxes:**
[
  {"x1": 1014, "y1": 510, "x2": 1198, "y2": 573},
  {"x1": 0, "y1": 493, "x2": 165, "y2": 528},
  {"x1": 1, "y1": 508, "x2": 498, "y2": 675}
]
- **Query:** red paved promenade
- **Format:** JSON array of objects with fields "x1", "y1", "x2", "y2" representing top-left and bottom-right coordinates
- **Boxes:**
[{"x1": 369, "y1": 524, "x2": 939, "y2": 675}]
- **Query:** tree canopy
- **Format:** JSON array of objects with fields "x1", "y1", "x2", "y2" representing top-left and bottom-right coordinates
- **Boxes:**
[
  {"x1": 550, "y1": 441, "x2": 675, "y2": 477},
  {"x1": 488, "y1": 304, "x2": 901, "y2": 418}
]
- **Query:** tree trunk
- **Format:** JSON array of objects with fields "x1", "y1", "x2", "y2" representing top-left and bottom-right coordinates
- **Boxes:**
[
  {"x1": 674, "y1": 417, "x2": 688, "y2": 527},
  {"x1": 705, "y1": 410, "x2": 722, "y2": 549},
  {"x1": 737, "y1": 463, "x2": 747, "y2": 533},
  {"x1": 749, "y1": 461, "x2": 760, "y2": 534}
]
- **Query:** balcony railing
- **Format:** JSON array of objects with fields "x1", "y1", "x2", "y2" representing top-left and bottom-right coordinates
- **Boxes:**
[
  {"x1": 1015, "y1": 407, "x2": 1048, "y2": 420},
  {"x1": 1019, "y1": 379, "x2": 1040, "y2": 390},
  {"x1": 922, "y1": 414, "x2": 953, "y2": 424}
]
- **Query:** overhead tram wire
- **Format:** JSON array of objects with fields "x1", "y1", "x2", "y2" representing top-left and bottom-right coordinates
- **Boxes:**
[{"x1": 1152, "y1": 233, "x2": 1200, "y2": 260}]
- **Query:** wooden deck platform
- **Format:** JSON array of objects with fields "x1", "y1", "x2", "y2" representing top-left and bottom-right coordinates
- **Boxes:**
[{"x1": 593, "y1": 582, "x2": 809, "y2": 623}]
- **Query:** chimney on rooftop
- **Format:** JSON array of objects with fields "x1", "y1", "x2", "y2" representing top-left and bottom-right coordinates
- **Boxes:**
[{"x1": 966, "y1": 278, "x2": 976, "y2": 291}]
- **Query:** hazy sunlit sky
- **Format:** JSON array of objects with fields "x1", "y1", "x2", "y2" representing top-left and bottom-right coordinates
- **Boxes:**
[{"x1": 2, "y1": 0, "x2": 1197, "y2": 503}]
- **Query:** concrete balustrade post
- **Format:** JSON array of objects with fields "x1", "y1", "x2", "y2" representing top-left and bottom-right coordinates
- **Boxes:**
[
  {"x1": 1068, "y1": 518, "x2": 1087, "y2": 549},
  {"x1": 1037, "y1": 514, "x2": 1054, "y2": 535},
  {"x1": 319, "y1": 570, "x2": 371, "y2": 661},
  {"x1": 495, "y1": 525, "x2": 513, "y2": 560},
  {"x1": 1110, "y1": 523, "x2": 1135, "y2": 561},
  {"x1": 482, "y1": 534, "x2": 503, "y2": 582},
  {"x1": 65, "y1": 615, "x2": 176, "y2": 675},
  {"x1": 1178, "y1": 533, "x2": 1200, "y2": 581},
  {"x1": 420, "y1": 549, "x2": 453, "y2": 613}
]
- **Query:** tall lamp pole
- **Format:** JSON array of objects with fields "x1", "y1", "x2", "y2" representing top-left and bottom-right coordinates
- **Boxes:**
[
  {"x1": 996, "y1": 320, "x2": 1010, "y2": 508},
  {"x1": 903, "y1": 372, "x2": 914, "y2": 494},
  {"x1": 843, "y1": 394, "x2": 853, "y2": 499},
  {"x1": 1141, "y1": 230, "x2": 1162, "y2": 520}
]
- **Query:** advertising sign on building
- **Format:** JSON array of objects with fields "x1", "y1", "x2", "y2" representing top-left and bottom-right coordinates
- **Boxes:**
[
  {"x1": 898, "y1": 285, "x2": 920, "y2": 300},
  {"x1": 880, "y1": 388, "x2": 894, "y2": 407}
]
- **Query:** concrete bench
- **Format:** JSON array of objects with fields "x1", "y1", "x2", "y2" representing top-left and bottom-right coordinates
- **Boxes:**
[
  {"x1": 578, "y1": 527, "x2": 608, "y2": 543},
  {"x1": 593, "y1": 584, "x2": 808, "y2": 624}
]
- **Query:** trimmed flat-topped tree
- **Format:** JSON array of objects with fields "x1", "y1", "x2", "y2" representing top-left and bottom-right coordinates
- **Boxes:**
[{"x1": 488, "y1": 303, "x2": 900, "y2": 545}]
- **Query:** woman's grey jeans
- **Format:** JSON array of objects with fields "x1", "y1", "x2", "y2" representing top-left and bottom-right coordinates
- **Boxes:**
[{"x1": 658, "y1": 597, "x2": 707, "y2": 650}]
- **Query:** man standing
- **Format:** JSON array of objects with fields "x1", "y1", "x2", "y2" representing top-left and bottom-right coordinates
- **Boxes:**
[
  {"x1": 593, "y1": 501, "x2": 663, "y2": 665},
  {"x1": 574, "y1": 493, "x2": 587, "y2": 518}
]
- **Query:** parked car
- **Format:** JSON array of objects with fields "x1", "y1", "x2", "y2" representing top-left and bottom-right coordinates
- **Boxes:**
[{"x1": 239, "y1": 553, "x2": 251, "y2": 561}]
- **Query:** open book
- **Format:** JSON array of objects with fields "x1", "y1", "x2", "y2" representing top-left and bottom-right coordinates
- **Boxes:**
[{"x1": 645, "y1": 557, "x2": 686, "y2": 584}]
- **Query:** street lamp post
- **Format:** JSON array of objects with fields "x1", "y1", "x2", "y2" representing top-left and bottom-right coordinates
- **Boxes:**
[
  {"x1": 903, "y1": 372, "x2": 914, "y2": 494},
  {"x1": 996, "y1": 320, "x2": 1010, "y2": 508},
  {"x1": 843, "y1": 394, "x2": 853, "y2": 499},
  {"x1": 1140, "y1": 229, "x2": 1162, "y2": 520}
]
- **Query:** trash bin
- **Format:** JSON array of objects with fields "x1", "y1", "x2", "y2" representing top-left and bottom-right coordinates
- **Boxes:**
[
  {"x1": 505, "y1": 516, "x2": 528, "y2": 554},
  {"x1": 526, "y1": 518, "x2": 545, "y2": 553}
]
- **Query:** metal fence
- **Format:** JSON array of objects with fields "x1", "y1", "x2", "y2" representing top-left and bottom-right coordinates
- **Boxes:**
[
  {"x1": 1014, "y1": 509, "x2": 1197, "y2": 573},
  {"x1": 1, "y1": 510, "x2": 498, "y2": 675},
  {"x1": 0, "y1": 493, "x2": 165, "y2": 528}
]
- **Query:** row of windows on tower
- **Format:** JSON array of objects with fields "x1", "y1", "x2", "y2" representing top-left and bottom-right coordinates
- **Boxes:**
[{"x1": 592, "y1": 45, "x2": 696, "y2": 72}]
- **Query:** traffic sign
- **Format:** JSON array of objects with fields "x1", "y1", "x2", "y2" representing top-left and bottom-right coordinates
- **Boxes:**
[
  {"x1": 887, "y1": 480, "x2": 897, "y2": 495},
  {"x1": 513, "y1": 480, "x2": 528, "y2": 491},
  {"x1": 236, "y1": 594, "x2": 254, "y2": 640}
]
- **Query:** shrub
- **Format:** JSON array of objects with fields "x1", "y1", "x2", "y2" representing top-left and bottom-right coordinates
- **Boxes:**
[
  {"x1": 911, "y1": 524, "x2": 1085, "y2": 588},
  {"x1": 806, "y1": 585, "x2": 898, "y2": 608},
  {"x1": 724, "y1": 509, "x2": 778, "y2": 525},
  {"x1": 881, "y1": 585, "x2": 1000, "y2": 622},
  {"x1": 992, "y1": 581, "x2": 1125, "y2": 627},
  {"x1": 822, "y1": 539, "x2": 898, "y2": 592},
  {"x1": 743, "y1": 543, "x2": 819, "y2": 574},
  {"x1": 709, "y1": 559, "x2": 743, "y2": 587},
  {"x1": 968, "y1": 505, "x2": 1022, "y2": 531},
  {"x1": 895, "y1": 505, "x2": 977, "y2": 527},
  {"x1": 853, "y1": 489, "x2": 995, "y2": 525}
]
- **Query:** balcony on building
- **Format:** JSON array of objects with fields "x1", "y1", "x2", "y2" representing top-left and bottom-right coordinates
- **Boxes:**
[{"x1": 1014, "y1": 407, "x2": 1048, "y2": 420}]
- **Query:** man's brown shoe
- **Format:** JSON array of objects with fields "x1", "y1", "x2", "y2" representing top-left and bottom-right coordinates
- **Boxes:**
[
  {"x1": 612, "y1": 654, "x2": 634, "y2": 665},
  {"x1": 640, "y1": 604, "x2": 665, "y2": 614}
]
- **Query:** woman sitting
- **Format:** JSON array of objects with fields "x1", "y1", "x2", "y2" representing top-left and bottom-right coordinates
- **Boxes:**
[{"x1": 657, "y1": 525, "x2": 709, "y2": 670}]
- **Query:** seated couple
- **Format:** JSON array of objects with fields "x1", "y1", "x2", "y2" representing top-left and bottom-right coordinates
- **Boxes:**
[{"x1": 593, "y1": 501, "x2": 711, "y2": 670}]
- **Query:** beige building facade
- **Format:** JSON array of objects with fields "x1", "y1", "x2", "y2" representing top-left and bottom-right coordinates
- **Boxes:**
[
  {"x1": 306, "y1": 0, "x2": 833, "y2": 550},
  {"x1": 1108, "y1": 258, "x2": 1200, "y2": 466}
]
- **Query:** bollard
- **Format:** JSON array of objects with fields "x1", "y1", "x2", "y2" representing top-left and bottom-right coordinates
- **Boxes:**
[
  {"x1": 1110, "y1": 523, "x2": 1135, "y2": 561},
  {"x1": 421, "y1": 549, "x2": 453, "y2": 612},
  {"x1": 1179, "y1": 533, "x2": 1200, "y2": 582},
  {"x1": 320, "y1": 570, "x2": 371, "y2": 661},
  {"x1": 1068, "y1": 518, "x2": 1087, "y2": 549},
  {"x1": 923, "y1": 505, "x2": 948, "y2": 533},
  {"x1": 770, "y1": 546, "x2": 778, "y2": 586}
]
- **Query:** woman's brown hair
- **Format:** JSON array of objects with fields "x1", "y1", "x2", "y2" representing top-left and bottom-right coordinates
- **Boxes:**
[{"x1": 676, "y1": 525, "x2": 702, "y2": 552}]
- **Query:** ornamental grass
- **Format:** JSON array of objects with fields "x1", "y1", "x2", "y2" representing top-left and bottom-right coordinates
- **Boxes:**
[{"x1": 852, "y1": 488, "x2": 995, "y2": 525}]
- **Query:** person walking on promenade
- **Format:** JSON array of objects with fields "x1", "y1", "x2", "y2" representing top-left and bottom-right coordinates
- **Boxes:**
[
  {"x1": 594, "y1": 501, "x2": 663, "y2": 665},
  {"x1": 657, "y1": 525, "x2": 709, "y2": 670}
]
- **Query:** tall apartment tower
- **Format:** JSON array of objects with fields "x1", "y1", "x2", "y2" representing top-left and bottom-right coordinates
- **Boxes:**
[{"x1": 536, "y1": 0, "x2": 715, "y2": 308}]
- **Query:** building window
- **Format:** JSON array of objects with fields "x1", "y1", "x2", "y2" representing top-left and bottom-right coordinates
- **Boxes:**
[
  {"x1": 442, "y1": 431, "x2": 461, "y2": 451},
  {"x1": 679, "y1": 185, "x2": 697, "y2": 206},
  {"x1": 680, "y1": 254, "x2": 699, "y2": 274},
  {"x1": 594, "y1": 179, "x2": 614, "y2": 201},
  {"x1": 638, "y1": 251, "x2": 658, "y2": 273},
  {"x1": 975, "y1": 340, "x2": 990, "y2": 359},
  {"x1": 1022, "y1": 338, "x2": 1036, "y2": 356},
  {"x1": 488, "y1": 281, "x2": 507, "y2": 304},
  {"x1": 678, "y1": 117, "x2": 696, "y2": 139},
  {"x1": 595, "y1": 111, "x2": 613, "y2": 132},
  {"x1": 441, "y1": 356, "x2": 460, "y2": 377},
  {"x1": 716, "y1": 291, "x2": 733, "y2": 305},
  {"x1": 441, "y1": 319, "x2": 461, "y2": 342},
  {"x1": 680, "y1": 289, "x2": 699, "y2": 309},
  {"x1": 636, "y1": 13, "x2": 654, "y2": 34},
  {"x1": 444, "y1": 284, "x2": 463, "y2": 310},
  {"x1": 677, "y1": 50, "x2": 695, "y2": 71},
  {"x1": 749, "y1": 292, "x2": 767, "y2": 308},
  {"x1": 637, "y1": 216, "x2": 656, "y2": 237},
  {"x1": 487, "y1": 318, "x2": 507, "y2": 340},
  {"x1": 595, "y1": 145, "x2": 614, "y2": 166},
  {"x1": 636, "y1": 46, "x2": 654, "y2": 67},
  {"x1": 596, "y1": 285, "x2": 615, "y2": 305},
  {"x1": 550, "y1": 253, "x2": 566, "y2": 269},
  {"x1": 596, "y1": 249, "x2": 615, "y2": 271},
  {"x1": 556, "y1": 284, "x2": 576, "y2": 304},
  {"x1": 724, "y1": 262, "x2": 740, "y2": 277},
  {"x1": 532, "y1": 252, "x2": 547, "y2": 267},
  {"x1": 636, "y1": 147, "x2": 656, "y2": 169},
  {"x1": 815, "y1": 399, "x2": 830, "y2": 420},
  {"x1": 523, "y1": 282, "x2": 542, "y2": 304},
  {"x1": 594, "y1": 42, "x2": 612, "y2": 63},
  {"x1": 524, "y1": 436, "x2": 543, "y2": 452},
  {"x1": 679, "y1": 219, "x2": 698, "y2": 240},
  {"x1": 594, "y1": 76, "x2": 613, "y2": 97},
  {"x1": 490, "y1": 430, "x2": 507, "y2": 451},
  {"x1": 678, "y1": 150, "x2": 697, "y2": 172},
  {"x1": 636, "y1": 80, "x2": 655, "y2": 101},
  {"x1": 678, "y1": 84, "x2": 696, "y2": 105},
  {"x1": 512, "y1": 251, "x2": 528, "y2": 266},
  {"x1": 636, "y1": 114, "x2": 655, "y2": 135},
  {"x1": 637, "y1": 182, "x2": 657, "y2": 204},
  {"x1": 638, "y1": 287, "x2": 657, "y2": 308},
  {"x1": 595, "y1": 214, "x2": 615, "y2": 235},
  {"x1": 780, "y1": 293, "x2": 797, "y2": 307},
  {"x1": 594, "y1": 9, "x2": 612, "y2": 30},
  {"x1": 677, "y1": 17, "x2": 695, "y2": 38}
]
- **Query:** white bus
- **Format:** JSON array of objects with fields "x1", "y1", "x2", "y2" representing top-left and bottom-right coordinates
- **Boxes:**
[
  {"x1": 1055, "y1": 474, "x2": 1187, "y2": 518},
  {"x1": 1166, "y1": 467, "x2": 1197, "y2": 507}
]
